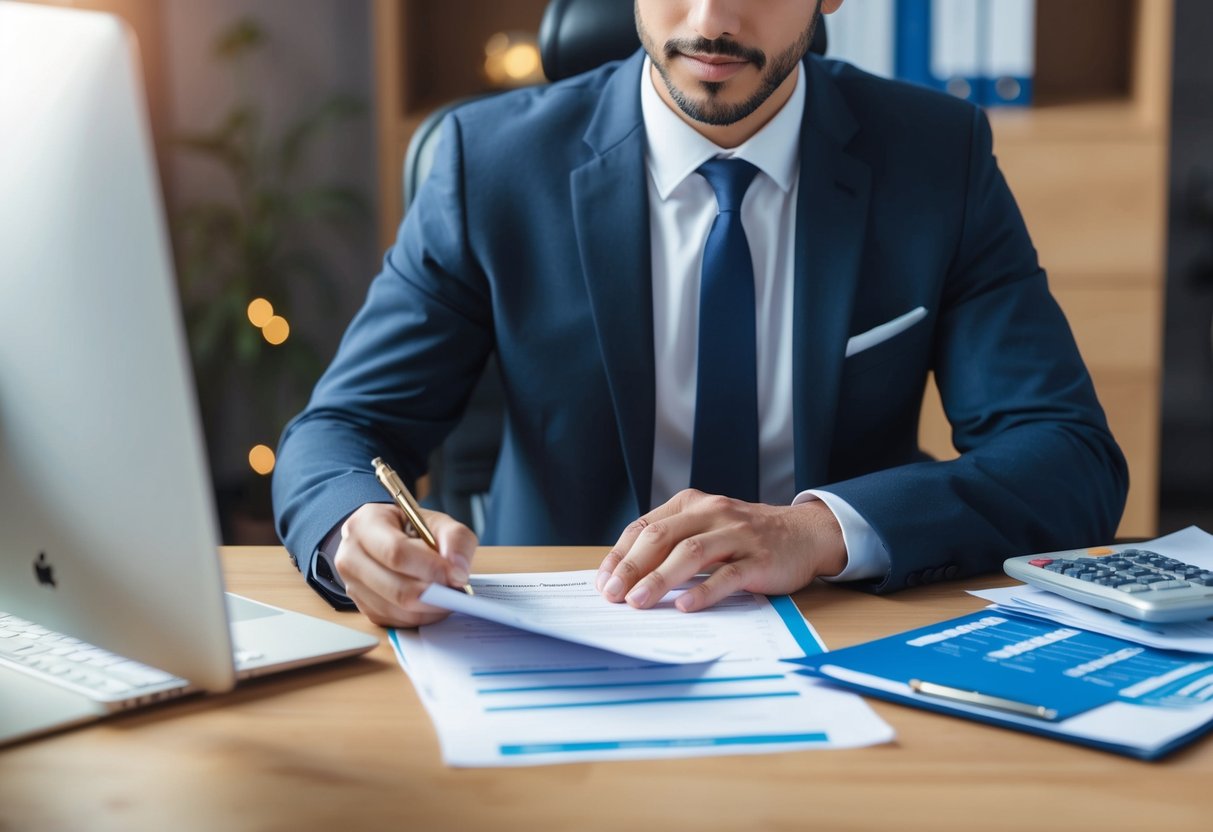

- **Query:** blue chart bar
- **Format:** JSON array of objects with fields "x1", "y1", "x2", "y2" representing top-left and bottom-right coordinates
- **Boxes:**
[
  {"x1": 483, "y1": 690, "x2": 800, "y2": 713},
  {"x1": 500, "y1": 732, "x2": 831, "y2": 756},
  {"x1": 478, "y1": 674, "x2": 785, "y2": 695},
  {"x1": 768, "y1": 594, "x2": 825, "y2": 655}
]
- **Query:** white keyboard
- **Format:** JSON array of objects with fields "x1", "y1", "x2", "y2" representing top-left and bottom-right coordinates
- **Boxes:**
[{"x1": 0, "y1": 611, "x2": 188, "y2": 706}]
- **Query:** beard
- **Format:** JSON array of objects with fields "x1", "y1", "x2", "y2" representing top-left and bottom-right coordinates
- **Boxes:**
[{"x1": 636, "y1": 9, "x2": 818, "y2": 126}]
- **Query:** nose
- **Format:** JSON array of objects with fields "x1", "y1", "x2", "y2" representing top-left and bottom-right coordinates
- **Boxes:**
[{"x1": 686, "y1": 0, "x2": 742, "y2": 41}]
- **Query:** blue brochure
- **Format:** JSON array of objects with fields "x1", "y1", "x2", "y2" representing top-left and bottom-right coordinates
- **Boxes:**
[{"x1": 790, "y1": 611, "x2": 1213, "y2": 760}]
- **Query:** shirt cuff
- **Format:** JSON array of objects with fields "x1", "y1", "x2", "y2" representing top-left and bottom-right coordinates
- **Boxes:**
[{"x1": 792, "y1": 489, "x2": 891, "y2": 582}]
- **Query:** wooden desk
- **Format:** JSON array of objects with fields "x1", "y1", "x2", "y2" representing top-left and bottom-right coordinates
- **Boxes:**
[{"x1": 3, "y1": 547, "x2": 1211, "y2": 831}]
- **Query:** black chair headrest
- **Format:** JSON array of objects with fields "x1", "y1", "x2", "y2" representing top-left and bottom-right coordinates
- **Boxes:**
[{"x1": 539, "y1": 0, "x2": 827, "y2": 82}]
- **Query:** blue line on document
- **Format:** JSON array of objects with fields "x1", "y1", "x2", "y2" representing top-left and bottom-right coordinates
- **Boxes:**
[
  {"x1": 477, "y1": 674, "x2": 785, "y2": 694},
  {"x1": 483, "y1": 690, "x2": 799, "y2": 712},
  {"x1": 470, "y1": 666, "x2": 615, "y2": 677},
  {"x1": 767, "y1": 594, "x2": 824, "y2": 656},
  {"x1": 499, "y1": 732, "x2": 830, "y2": 755}
]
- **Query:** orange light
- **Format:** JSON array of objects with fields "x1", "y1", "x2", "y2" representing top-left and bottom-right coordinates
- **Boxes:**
[
  {"x1": 502, "y1": 43, "x2": 540, "y2": 80},
  {"x1": 261, "y1": 315, "x2": 290, "y2": 345},
  {"x1": 483, "y1": 31, "x2": 544, "y2": 88},
  {"x1": 248, "y1": 444, "x2": 275, "y2": 475},
  {"x1": 247, "y1": 297, "x2": 274, "y2": 328}
]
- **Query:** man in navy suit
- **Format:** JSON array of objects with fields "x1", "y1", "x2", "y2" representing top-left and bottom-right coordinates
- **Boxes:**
[{"x1": 273, "y1": 0, "x2": 1127, "y2": 627}]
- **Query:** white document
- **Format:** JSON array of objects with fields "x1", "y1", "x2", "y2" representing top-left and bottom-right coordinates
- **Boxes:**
[
  {"x1": 975, "y1": 527, "x2": 1213, "y2": 653},
  {"x1": 420, "y1": 573, "x2": 730, "y2": 664},
  {"x1": 395, "y1": 571, "x2": 894, "y2": 766}
]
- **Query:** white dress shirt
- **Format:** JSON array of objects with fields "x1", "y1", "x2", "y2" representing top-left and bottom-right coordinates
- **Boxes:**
[{"x1": 640, "y1": 57, "x2": 890, "y2": 581}]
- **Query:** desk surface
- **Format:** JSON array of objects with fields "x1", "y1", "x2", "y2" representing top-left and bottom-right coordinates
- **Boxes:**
[{"x1": 3, "y1": 547, "x2": 1212, "y2": 831}]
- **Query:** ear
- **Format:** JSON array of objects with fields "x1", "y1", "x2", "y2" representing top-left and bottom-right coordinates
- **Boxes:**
[{"x1": 821, "y1": 0, "x2": 845, "y2": 14}]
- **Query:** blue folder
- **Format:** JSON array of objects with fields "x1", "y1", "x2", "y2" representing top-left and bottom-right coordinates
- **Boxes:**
[{"x1": 790, "y1": 611, "x2": 1213, "y2": 760}]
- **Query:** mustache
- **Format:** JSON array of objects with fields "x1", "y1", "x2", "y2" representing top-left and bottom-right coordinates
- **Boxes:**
[{"x1": 663, "y1": 37, "x2": 767, "y2": 71}]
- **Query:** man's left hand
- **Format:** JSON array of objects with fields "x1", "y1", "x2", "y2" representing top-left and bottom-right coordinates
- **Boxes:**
[{"x1": 595, "y1": 489, "x2": 848, "y2": 612}]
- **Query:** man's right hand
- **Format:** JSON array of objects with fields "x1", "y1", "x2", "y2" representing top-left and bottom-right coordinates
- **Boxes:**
[{"x1": 333, "y1": 502, "x2": 477, "y2": 628}]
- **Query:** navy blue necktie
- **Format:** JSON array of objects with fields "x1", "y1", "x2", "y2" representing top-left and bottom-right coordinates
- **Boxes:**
[{"x1": 689, "y1": 158, "x2": 760, "y2": 503}]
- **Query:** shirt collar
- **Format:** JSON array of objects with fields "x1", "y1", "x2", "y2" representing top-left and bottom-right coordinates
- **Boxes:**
[{"x1": 640, "y1": 54, "x2": 804, "y2": 200}]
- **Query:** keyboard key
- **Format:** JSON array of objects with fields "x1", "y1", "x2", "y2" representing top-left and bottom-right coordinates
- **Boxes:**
[
  {"x1": 1149, "y1": 580, "x2": 1191, "y2": 591},
  {"x1": 106, "y1": 661, "x2": 176, "y2": 688},
  {"x1": 0, "y1": 636, "x2": 35, "y2": 655}
]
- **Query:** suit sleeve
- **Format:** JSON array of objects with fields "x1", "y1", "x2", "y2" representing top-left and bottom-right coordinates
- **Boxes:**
[
  {"x1": 824, "y1": 106, "x2": 1129, "y2": 593},
  {"x1": 271, "y1": 112, "x2": 494, "y2": 583}
]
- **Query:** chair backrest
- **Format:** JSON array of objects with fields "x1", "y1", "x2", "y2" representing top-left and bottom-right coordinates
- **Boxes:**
[
  {"x1": 404, "y1": 0, "x2": 827, "y2": 532},
  {"x1": 405, "y1": 0, "x2": 828, "y2": 209},
  {"x1": 538, "y1": 0, "x2": 826, "y2": 83}
]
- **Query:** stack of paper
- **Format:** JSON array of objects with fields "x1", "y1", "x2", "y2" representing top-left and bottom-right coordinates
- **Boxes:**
[
  {"x1": 389, "y1": 570, "x2": 894, "y2": 767},
  {"x1": 973, "y1": 527, "x2": 1213, "y2": 653}
]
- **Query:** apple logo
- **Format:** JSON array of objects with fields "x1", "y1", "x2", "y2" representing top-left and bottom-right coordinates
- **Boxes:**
[{"x1": 34, "y1": 552, "x2": 56, "y2": 588}]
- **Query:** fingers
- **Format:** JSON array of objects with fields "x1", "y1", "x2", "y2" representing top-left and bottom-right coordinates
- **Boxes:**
[
  {"x1": 674, "y1": 560, "x2": 750, "y2": 613},
  {"x1": 600, "y1": 491, "x2": 740, "y2": 607},
  {"x1": 595, "y1": 489, "x2": 700, "y2": 592},
  {"x1": 426, "y1": 508, "x2": 478, "y2": 586},
  {"x1": 621, "y1": 523, "x2": 742, "y2": 608},
  {"x1": 335, "y1": 502, "x2": 475, "y2": 628},
  {"x1": 598, "y1": 494, "x2": 842, "y2": 613},
  {"x1": 341, "y1": 550, "x2": 450, "y2": 628}
]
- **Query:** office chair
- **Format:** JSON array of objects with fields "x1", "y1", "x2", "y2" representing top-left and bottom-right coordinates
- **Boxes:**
[{"x1": 406, "y1": 0, "x2": 827, "y2": 534}]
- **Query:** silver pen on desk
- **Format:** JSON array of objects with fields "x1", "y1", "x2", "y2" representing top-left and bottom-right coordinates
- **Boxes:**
[
  {"x1": 372, "y1": 456, "x2": 474, "y2": 596},
  {"x1": 909, "y1": 679, "x2": 1058, "y2": 721}
]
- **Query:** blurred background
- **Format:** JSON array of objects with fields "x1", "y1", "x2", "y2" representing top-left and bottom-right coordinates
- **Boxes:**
[{"x1": 12, "y1": 0, "x2": 1211, "y2": 545}]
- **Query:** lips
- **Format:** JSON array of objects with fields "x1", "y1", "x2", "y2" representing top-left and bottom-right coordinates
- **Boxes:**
[{"x1": 678, "y1": 52, "x2": 750, "y2": 83}]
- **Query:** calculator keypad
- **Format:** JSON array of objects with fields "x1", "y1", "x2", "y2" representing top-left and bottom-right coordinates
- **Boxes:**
[
  {"x1": 1026, "y1": 549, "x2": 1213, "y2": 595},
  {"x1": 1006, "y1": 544, "x2": 1213, "y2": 621}
]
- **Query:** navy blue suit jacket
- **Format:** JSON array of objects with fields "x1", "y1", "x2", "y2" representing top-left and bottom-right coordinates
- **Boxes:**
[{"x1": 273, "y1": 50, "x2": 1127, "y2": 593}]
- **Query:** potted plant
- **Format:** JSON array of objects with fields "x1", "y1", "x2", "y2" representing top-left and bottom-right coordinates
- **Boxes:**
[{"x1": 171, "y1": 17, "x2": 369, "y2": 542}]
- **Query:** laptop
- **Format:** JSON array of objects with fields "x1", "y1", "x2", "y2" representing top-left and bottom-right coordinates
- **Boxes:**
[{"x1": 0, "y1": 3, "x2": 377, "y2": 746}]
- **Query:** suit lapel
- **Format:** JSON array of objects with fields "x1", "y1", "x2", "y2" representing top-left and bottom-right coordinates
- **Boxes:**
[
  {"x1": 571, "y1": 51, "x2": 655, "y2": 515},
  {"x1": 792, "y1": 58, "x2": 872, "y2": 491}
]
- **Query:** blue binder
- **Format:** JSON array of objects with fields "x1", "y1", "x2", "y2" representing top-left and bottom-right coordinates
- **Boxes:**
[
  {"x1": 790, "y1": 611, "x2": 1213, "y2": 760},
  {"x1": 892, "y1": 0, "x2": 1034, "y2": 107},
  {"x1": 983, "y1": 0, "x2": 1035, "y2": 106}
]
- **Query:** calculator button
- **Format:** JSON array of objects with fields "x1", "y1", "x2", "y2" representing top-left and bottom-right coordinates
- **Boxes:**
[
  {"x1": 1028, "y1": 558, "x2": 1054, "y2": 567},
  {"x1": 1148, "y1": 580, "x2": 1190, "y2": 591}
]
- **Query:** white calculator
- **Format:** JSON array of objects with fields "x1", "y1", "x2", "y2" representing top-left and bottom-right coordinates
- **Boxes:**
[{"x1": 1003, "y1": 545, "x2": 1213, "y2": 623}]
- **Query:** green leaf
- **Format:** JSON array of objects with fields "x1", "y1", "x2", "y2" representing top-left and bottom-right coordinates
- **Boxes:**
[
  {"x1": 214, "y1": 18, "x2": 265, "y2": 60},
  {"x1": 279, "y1": 94, "x2": 366, "y2": 176},
  {"x1": 289, "y1": 185, "x2": 370, "y2": 223}
]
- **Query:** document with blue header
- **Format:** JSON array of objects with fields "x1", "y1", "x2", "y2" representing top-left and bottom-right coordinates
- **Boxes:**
[
  {"x1": 390, "y1": 570, "x2": 894, "y2": 766},
  {"x1": 791, "y1": 611, "x2": 1213, "y2": 759}
]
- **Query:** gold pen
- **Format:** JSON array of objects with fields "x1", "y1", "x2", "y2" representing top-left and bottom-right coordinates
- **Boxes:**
[
  {"x1": 372, "y1": 456, "x2": 474, "y2": 596},
  {"x1": 909, "y1": 679, "x2": 1058, "y2": 721}
]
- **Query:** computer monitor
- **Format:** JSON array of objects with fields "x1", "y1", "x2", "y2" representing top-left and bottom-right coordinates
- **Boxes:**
[{"x1": 0, "y1": 3, "x2": 237, "y2": 692}]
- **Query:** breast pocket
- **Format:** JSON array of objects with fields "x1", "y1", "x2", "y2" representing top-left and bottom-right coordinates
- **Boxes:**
[{"x1": 843, "y1": 308, "x2": 932, "y2": 379}]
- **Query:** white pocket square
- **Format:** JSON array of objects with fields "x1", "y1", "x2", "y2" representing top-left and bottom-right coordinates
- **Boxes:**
[{"x1": 845, "y1": 306, "x2": 928, "y2": 358}]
